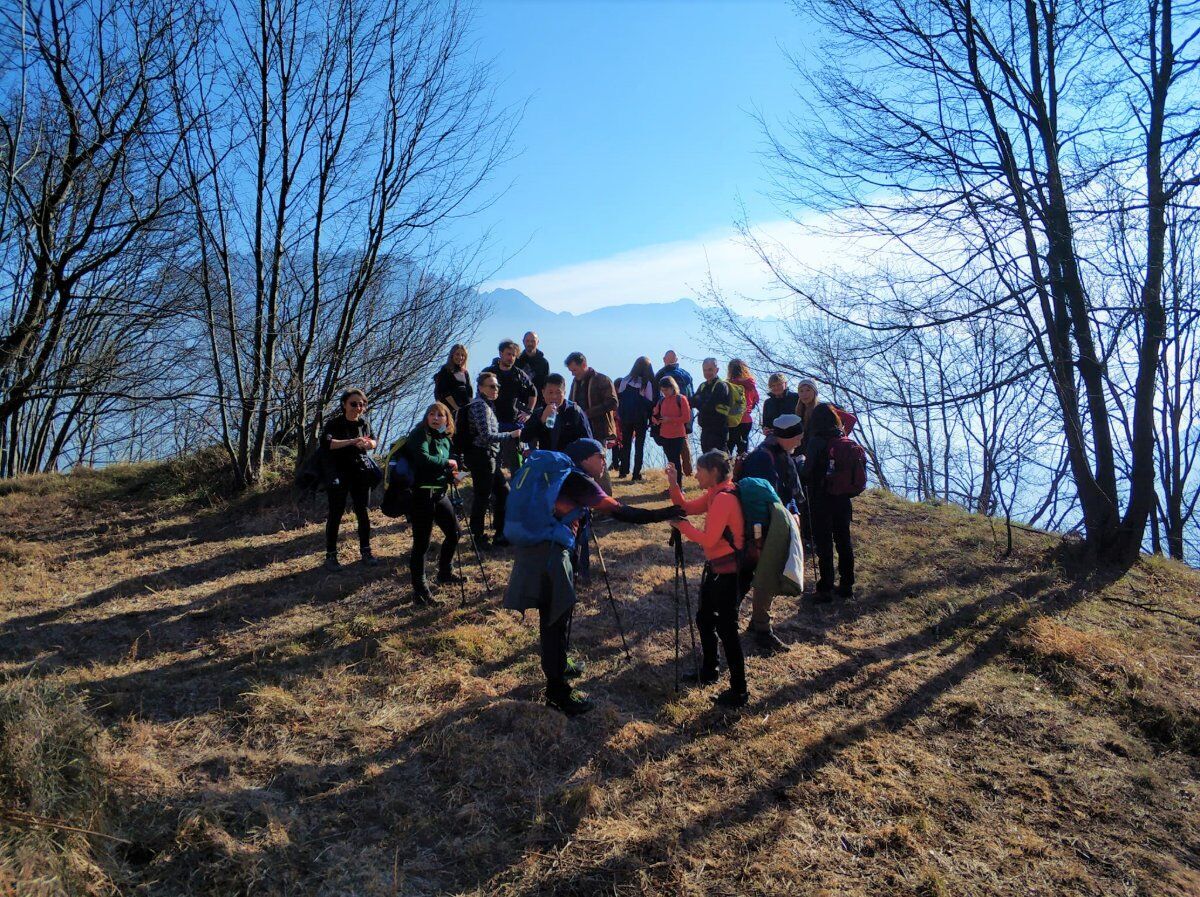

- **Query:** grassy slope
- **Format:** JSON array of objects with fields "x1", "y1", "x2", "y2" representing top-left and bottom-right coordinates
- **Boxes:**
[{"x1": 1, "y1": 459, "x2": 1198, "y2": 896}]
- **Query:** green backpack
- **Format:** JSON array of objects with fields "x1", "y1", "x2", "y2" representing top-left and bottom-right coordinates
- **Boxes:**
[{"x1": 725, "y1": 380, "x2": 747, "y2": 427}]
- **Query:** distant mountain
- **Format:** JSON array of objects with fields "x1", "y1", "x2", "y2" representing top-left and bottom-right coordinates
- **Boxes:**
[{"x1": 469, "y1": 289, "x2": 713, "y2": 382}]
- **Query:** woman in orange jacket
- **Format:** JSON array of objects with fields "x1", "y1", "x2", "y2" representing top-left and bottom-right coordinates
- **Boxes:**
[
  {"x1": 652, "y1": 376, "x2": 692, "y2": 486},
  {"x1": 727, "y1": 358, "x2": 759, "y2": 458},
  {"x1": 666, "y1": 450, "x2": 749, "y2": 708}
]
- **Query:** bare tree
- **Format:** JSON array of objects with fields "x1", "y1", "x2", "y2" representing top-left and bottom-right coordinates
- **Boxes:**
[
  {"x1": 753, "y1": 0, "x2": 1200, "y2": 560},
  {"x1": 174, "y1": 0, "x2": 509, "y2": 487},
  {"x1": 0, "y1": 0, "x2": 203, "y2": 476}
]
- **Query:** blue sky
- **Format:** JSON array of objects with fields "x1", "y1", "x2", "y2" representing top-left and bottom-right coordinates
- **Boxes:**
[{"x1": 459, "y1": 0, "x2": 818, "y2": 311}]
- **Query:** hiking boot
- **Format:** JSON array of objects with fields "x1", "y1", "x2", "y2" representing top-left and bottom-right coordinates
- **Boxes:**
[
  {"x1": 712, "y1": 688, "x2": 749, "y2": 709},
  {"x1": 682, "y1": 668, "x2": 720, "y2": 686},
  {"x1": 631, "y1": 473, "x2": 644, "y2": 483},
  {"x1": 835, "y1": 583, "x2": 854, "y2": 599},
  {"x1": 491, "y1": 534, "x2": 511, "y2": 548},
  {"x1": 752, "y1": 630, "x2": 789, "y2": 655},
  {"x1": 564, "y1": 657, "x2": 586, "y2": 679},
  {"x1": 437, "y1": 570, "x2": 465, "y2": 585},
  {"x1": 814, "y1": 589, "x2": 835, "y2": 605},
  {"x1": 546, "y1": 685, "x2": 594, "y2": 717},
  {"x1": 412, "y1": 583, "x2": 437, "y2": 605},
  {"x1": 473, "y1": 533, "x2": 492, "y2": 550},
  {"x1": 323, "y1": 551, "x2": 342, "y2": 572},
  {"x1": 360, "y1": 545, "x2": 380, "y2": 567}
]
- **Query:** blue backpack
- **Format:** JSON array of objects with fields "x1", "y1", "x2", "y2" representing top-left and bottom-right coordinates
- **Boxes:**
[{"x1": 503, "y1": 450, "x2": 590, "y2": 549}]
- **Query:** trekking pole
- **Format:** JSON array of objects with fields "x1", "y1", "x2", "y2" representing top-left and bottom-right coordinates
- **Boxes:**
[
  {"x1": 669, "y1": 529, "x2": 700, "y2": 688},
  {"x1": 801, "y1": 483, "x2": 820, "y2": 590},
  {"x1": 589, "y1": 526, "x2": 631, "y2": 662},
  {"x1": 451, "y1": 481, "x2": 493, "y2": 600}
]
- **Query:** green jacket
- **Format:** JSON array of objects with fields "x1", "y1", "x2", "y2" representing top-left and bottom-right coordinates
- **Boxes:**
[
  {"x1": 752, "y1": 502, "x2": 805, "y2": 598},
  {"x1": 401, "y1": 424, "x2": 452, "y2": 489}
]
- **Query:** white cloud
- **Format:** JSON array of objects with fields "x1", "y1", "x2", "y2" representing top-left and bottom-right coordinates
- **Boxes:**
[{"x1": 482, "y1": 216, "x2": 885, "y2": 315}]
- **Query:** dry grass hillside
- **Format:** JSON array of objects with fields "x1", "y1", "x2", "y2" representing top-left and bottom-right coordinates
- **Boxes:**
[{"x1": 1, "y1": 454, "x2": 1199, "y2": 896}]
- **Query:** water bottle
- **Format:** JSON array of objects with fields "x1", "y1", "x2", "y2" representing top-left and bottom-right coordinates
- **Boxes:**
[{"x1": 546, "y1": 405, "x2": 558, "y2": 429}]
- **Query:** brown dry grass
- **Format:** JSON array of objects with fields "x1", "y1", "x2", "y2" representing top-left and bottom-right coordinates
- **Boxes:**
[{"x1": 1, "y1": 459, "x2": 1198, "y2": 896}]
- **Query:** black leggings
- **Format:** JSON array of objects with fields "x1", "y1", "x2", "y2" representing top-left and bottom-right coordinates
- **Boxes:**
[
  {"x1": 810, "y1": 489, "x2": 854, "y2": 593},
  {"x1": 408, "y1": 489, "x2": 459, "y2": 586},
  {"x1": 729, "y1": 422, "x2": 752, "y2": 457},
  {"x1": 617, "y1": 419, "x2": 648, "y2": 477},
  {"x1": 697, "y1": 567, "x2": 748, "y2": 693},
  {"x1": 661, "y1": 436, "x2": 685, "y2": 483},
  {"x1": 326, "y1": 481, "x2": 371, "y2": 553},
  {"x1": 466, "y1": 452, "x2": 508, "y2": 537}
]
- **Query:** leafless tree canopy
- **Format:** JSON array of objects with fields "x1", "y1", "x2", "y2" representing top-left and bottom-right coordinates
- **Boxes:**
[
  {"x1": 0, "y1": 0, "x2": 509, "y2": 483},
  {"x1": 707, "y1": 0, "x2": 1200, "y2": 563}
]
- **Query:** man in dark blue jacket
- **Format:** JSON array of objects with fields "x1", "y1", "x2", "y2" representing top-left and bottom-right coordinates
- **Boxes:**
[
  {"x1": 735, "y1": 413, "x2": 804, "y2": 507},
  {"x1": 521, "y1": 373, "x2": 593, "y2": 451}
]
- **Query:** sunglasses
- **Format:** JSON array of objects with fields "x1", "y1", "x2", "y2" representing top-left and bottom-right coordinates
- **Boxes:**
[{"x1": 349, "y1": 401, "x2": 367, "y2": 408}]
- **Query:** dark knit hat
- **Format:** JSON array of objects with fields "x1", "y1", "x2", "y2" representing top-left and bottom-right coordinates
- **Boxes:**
[{"x1": 564, "y1": 438, "x2": 604, "y2": 466}]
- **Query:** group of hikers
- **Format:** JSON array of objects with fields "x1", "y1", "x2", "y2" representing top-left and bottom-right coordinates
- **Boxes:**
[{"x1": 312, "y1": 333, "x2": 867, "y2": 716}]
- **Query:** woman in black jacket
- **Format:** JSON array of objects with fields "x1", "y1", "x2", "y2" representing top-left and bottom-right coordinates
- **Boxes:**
[
  {"x1": 321, "y1": 388, "x2": 379, "y2": 571},
  {"x1": 433, "y1": 344, "x2": 472, "y2": 415}
]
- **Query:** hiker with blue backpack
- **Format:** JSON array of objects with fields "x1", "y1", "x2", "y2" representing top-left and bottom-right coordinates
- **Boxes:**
[
  {"x1": 614, "y1": 357, "x2": 656, "y2": 482},
  {"x1": 666, "y1": 450, "x2": 757, "y2": 708},
  {"x1": 321, "y1": 388, "x2": 380, "y2": 571},
  {"x1": 502, "y1": 438, "x2": 684, "y2": 716}
]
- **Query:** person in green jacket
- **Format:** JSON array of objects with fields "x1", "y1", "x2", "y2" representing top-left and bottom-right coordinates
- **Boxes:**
[{"x1": 401, "y1": 402, "x2": 462, "y2": 605}]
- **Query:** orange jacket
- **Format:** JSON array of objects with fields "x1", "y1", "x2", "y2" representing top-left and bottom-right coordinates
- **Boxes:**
[
  {"x1": 669, "y1": 479, "x2": 744, "y2": 563},
  {"x1": 653, "y1": 394, "x2": 691, "y2": 440}
]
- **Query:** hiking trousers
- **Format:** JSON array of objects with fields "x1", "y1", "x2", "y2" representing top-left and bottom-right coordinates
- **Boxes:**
[
  {"x1": 729, "y1": 422, "x2": 752, "y2": 457},
  {"x1": 465, "y1": 451, "x2": 508, "y2": 537},
  {"x1": 700, "y1": 425, "x2": 729, "y2": 454},
  {"x1": 326, "y1": 480, "x2": 371, "y2": 553},
  {"x1": 661, "y1": 436, "x2": 685, "y2": 485},
  {"x1": 810, "y1": 490, "x2": 854, "y2": 593},
  {"x1": 408, "y1": 489, "x2": 459, "y2": 587},
  {"x1": 617, "y1": 419, "x2": 648, "y2": 478},
  {"x1": 697, "y1": 567, "x2": 748, "y2": 694}
]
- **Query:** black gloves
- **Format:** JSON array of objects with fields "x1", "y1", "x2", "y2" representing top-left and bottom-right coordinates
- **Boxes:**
[{"x1": 610, "y1": 502, "x2": 686, "y2": 525}]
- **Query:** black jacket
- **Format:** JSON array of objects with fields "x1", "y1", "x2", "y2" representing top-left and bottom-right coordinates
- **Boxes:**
[
  {"x1": 483, "y1": 358, "x2": 536, "y2": 424},
  {"x1": 801, "y1": 403, "x2": 844, "y2": 489},
  {"x1": 521, "y1": 400, "x2": 594, "y2": 451},
  {"x1": 762, "y1": 390, "x2": 799, "y2": 432},
  {"x1": 693, "y1": 378, "x2": 731, "y2": 431},
  {"x1": 433, "y1": 364, "x2": 472, "y2": 412},
  {"x1": 516, "y1": 349, "x2": 550, "y2": 394}
]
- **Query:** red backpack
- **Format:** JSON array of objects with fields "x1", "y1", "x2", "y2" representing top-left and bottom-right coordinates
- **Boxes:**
[{"x1": 826, "y1": 434, "x2": 867, "y2": 497}]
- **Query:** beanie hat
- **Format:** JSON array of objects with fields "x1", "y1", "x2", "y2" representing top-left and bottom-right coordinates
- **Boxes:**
[
  {"x1": 797, "y1": 378, "x2": 818, "y2": 392},
  {"x1": 564, "y1": 438, "x2": 604, "y2": 466},
  {"x1": 772, "y1": 413, "x2": 804, "y2": 439}
]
